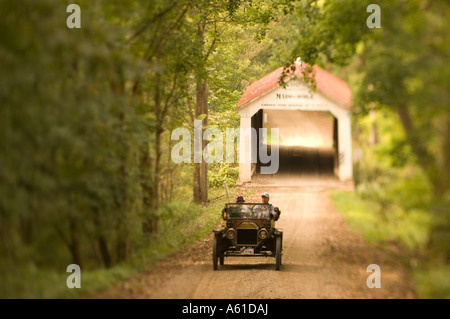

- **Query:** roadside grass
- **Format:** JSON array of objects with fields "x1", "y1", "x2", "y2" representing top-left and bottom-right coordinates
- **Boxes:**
[
  {"x1": 0, "y1": 263, "x2": 133, "y2": 299},
  {"x1": 413, "y1": 264, "x2": 450, "y2": 299},
  {"x1": 329, "y1": 189, "x2": 450, "y2": 298},
  {"x1": 329, "y1": 189, "x2": 431, "y2": 251},
  {"x1": 0, "y1": 188, "x2": 233, "y2": 299}
]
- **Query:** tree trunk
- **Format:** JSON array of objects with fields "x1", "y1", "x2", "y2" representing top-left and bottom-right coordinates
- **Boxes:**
[
  {"x1": 19, "y1": 214, "x2": 33, "y2": 245},
  {"x1": 140, "y1": 142, "x2": 158, "y2": 233},
  {"x1": 193, "y1": 21, "x2": 208, "y2": 204},
  {"x1": 115, "y1": 90, "x2": 129, "y2": 262},
  {"x1": 437, "y1": 115, "x2": 450, "y2": 196},
  {"x1": 92, "y1": 210, "x2": 111, "y2": 268},
  {"x1": 68, "y1": 217, "x2": 83, "y2": 268},
  {"x1": 193, "y1": 80, "x2": 208, "y2": 203},
  {"x1": 397, "y1": 106, "x2": 446, "y2": 197},
  {"x1": 97, "y1": 235, "x2": 111, "y2": 268},
  {"x1": 154, "y1": 71, "x2": 162, "y2": 210}
]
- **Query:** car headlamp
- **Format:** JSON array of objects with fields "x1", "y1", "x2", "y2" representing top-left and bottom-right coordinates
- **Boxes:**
[
  {"x1": 225, "y1": 229, "x2": 236, "y2": 240},
  {"x1": 258, "y1": 228, "x2": 268, "y2": 239}
]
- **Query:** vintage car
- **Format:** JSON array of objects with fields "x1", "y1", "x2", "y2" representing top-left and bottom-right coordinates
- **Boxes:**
[{"x1": 212, "y1": 203, "x2": 283, "y2": 271}]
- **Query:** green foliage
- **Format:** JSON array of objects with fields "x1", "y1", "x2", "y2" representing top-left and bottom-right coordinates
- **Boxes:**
[
  {"x1": 310, "y1": 1, "x2": 450, "y2": 294},
  {"x1": 329, "y1": 188, "x2": 450, "y2": 298},
  {"x1": 209, "y1": 163, "x2": 240, "y2": 189},
  {"x1": 0, "y1": 0, "x2": 296, "y2": 297},
  {"x1": 206, "y1": 110, "x2": 240, "y2": 188},
  {"x1": 428, "y1": 194, "x2": 450, "y2": 260},
  {"x1": 291, "y1": 0, "x2": 450, "y2": 197},
  {"x1": 346, "y1": 99, "x2": 449, "y2": 297},
  {"x1": 0, "y1": 195, "x2": 225, "y2": 298},
  {"x1": 354, "y1": 109, "x2": 432, "y2": 210},
  {"x1": 0, "y1": 0, "x2": 147, "y2": 271},
  {"x1": 330, "y1": 189, "x2": 432, "y2": 251},
  {"x1": 414, "y1": 265, "x2": 450, "y2": 299},
  {"x1": 127, "y1": 193, "x2": 226, "y2": 277},
  {"x1": 0, "y1": 0, "x2": 155, "y2": 297}
]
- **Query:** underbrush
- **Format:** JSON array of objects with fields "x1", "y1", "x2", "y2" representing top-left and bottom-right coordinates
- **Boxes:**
[
  {"x1": 0, "y1": 188, "x2": 231, "y2": 298},
  {"x1": 329, "y1": 189, "x2": 431, "y2": 253},
  {"x1": 329, "y1": 175, "x2": 450, "y2": 298}
]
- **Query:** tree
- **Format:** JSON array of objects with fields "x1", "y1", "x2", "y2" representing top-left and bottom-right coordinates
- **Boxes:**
[
  {"x1": 0, "y1": 0, "x2": 149, "y2": 272},
  {"x1": 285, "y1": 0, "x2": 450, "y2": 198},
  {"x1": 189, "y1": 0, "x2": 293, "y2": 203}
]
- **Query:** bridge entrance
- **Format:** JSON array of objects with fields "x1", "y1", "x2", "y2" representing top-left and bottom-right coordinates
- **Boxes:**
[{"x1": 258, "y1": 109, "x2": 337, "y2": 178}]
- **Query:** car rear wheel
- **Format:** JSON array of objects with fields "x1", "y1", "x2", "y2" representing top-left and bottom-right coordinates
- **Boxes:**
[
  {"x1": 275, "y1": 235, "x2": 282, "y2": 271},
  {"x1": 213, "y1": 236, "x2": 219, "y2": 270}
]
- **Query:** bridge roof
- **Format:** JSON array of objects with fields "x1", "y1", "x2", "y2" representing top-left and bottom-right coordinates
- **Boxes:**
[{"x1": 236, "y1": 64, "x2": 352, "y2": 109}]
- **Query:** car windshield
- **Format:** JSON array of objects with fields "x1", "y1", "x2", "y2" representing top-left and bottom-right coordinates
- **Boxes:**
[{"x1": 225, "y1": 203, "x2": 271, "y2": 219}]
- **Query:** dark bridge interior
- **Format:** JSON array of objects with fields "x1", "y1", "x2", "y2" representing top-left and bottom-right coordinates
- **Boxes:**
[
  {"x1": 252, "y1": 109, "x2": 338, "y2": 179},
  {"x1": 276, "y1": 145, "x2": 335, "y2": 177}
]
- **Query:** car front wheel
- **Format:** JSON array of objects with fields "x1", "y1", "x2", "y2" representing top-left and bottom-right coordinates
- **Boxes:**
[{"x1": 275, "y1": 235, "x2": 282, "y2": 271}]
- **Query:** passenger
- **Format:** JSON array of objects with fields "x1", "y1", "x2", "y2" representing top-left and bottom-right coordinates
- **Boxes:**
[
  {"x1": 236, "y1": 196, "x2": 252, "y2": 217},
  {"x1": 222, "y1": 196, "x2": 251, "y2": 219}
]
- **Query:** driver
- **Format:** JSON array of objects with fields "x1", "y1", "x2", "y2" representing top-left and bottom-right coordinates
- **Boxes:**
[{"x1": 253, "y1": 193, "x2": 279, "y2": 220}]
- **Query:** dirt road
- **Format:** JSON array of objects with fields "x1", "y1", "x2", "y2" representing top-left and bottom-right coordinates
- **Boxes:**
[
  {"x1": 95, "y1": 182, "x2": 416, "y2": 299},
  {"x1": 94, "y1": 110, "x2": 416, "y2": 299}
]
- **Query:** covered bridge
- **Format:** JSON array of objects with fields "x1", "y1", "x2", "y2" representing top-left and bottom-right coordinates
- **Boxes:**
[{"x1": 236, "y1": 63, "x2": 353, "y2": 183}]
